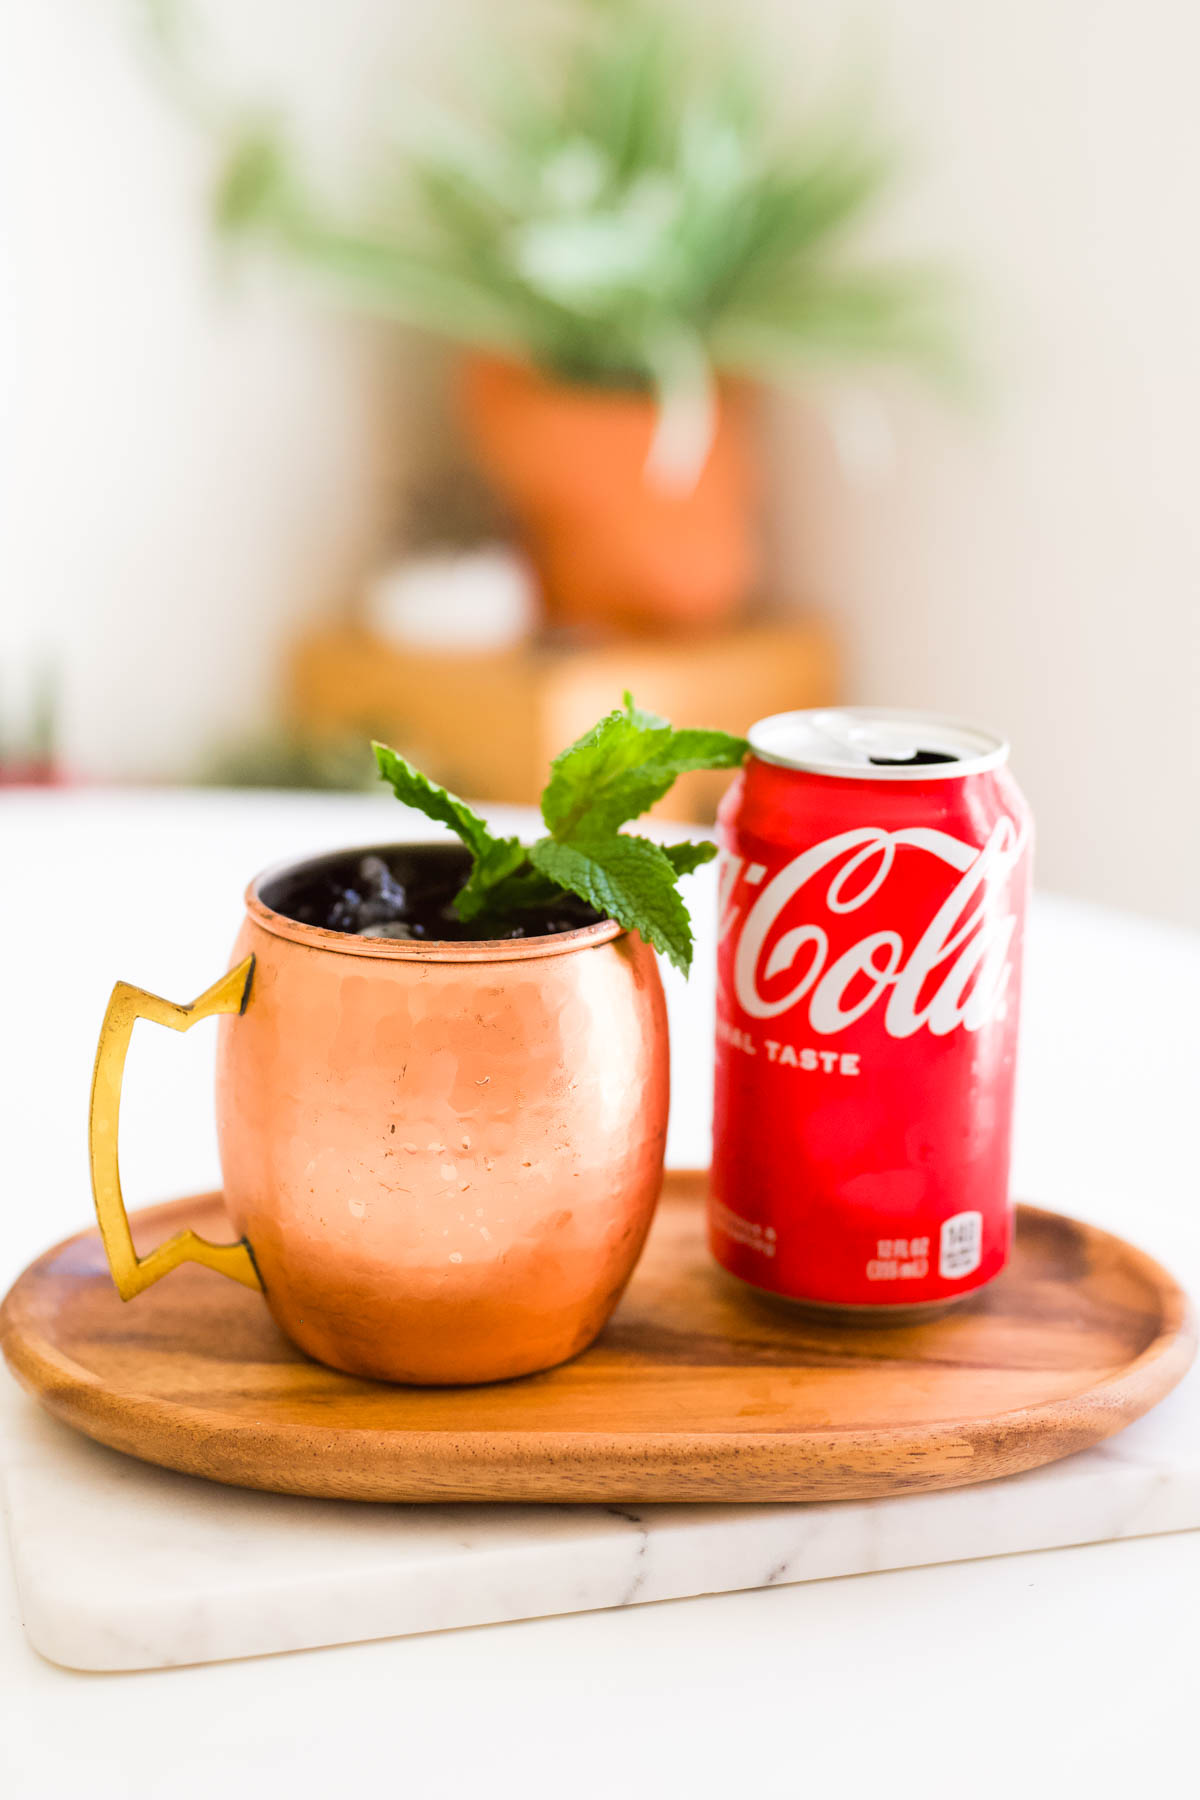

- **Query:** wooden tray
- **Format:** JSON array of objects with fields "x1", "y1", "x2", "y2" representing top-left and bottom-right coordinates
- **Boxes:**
[{"x1": 1, "y1": 1173, "x2": 1192, "y2": 1504}]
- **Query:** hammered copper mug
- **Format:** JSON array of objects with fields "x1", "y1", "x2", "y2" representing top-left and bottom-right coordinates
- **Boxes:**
[{"x1": 88, "y1": 843, "x2": 669, "y2": 1384}]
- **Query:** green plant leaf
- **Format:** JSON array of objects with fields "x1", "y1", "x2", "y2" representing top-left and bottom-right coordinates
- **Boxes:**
[
  {"x1": 373, "y1": 741, "x2": 538, "y2": 922},
  {"x1": 472, "y1": 865, "x2": 565, "y2": 917},
  {"x1": 372, "y1": 741, "x2": 501, "y2": 857},
  {"x1": 711, "y1": 266, "x2": 964, "y2": 387},
  {"x1": 453, "y1": 838, "x2": 531, "y2": 921},
  {"x1": 662, "y1": 839, "x2": 718, "y2": 877},
  {"x1": 528, "y1": 833, "x2": 695, "y2": 973},
  {"x1": 655, "y1": 729, "x2": 750, "y2": 772},
  {"x1": 209, "y1": 0, "x2": 960, "y2": 401},
  {"x1": 621, "y1": 690, "x2": 669, "y2": 729},
  {"x1": 540, "y1": 702, "x2": 673, "y2": 838},
  {"x1": 215, "y1": 128, "x2": 292, "y2": 235},
  {"x1": 542, "y1": 701, "x2": 747, "y2": 840}
]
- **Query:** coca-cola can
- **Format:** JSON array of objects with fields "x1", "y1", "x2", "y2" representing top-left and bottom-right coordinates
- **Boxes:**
[{"x1": 711, "y1": 707, "x2": 1033, "y2": 1319}]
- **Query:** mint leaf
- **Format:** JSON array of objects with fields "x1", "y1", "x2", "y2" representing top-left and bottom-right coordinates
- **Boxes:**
[
  {"x1": 529, "y1": 833, "x2": 695, "y2": 973},
  {"x1": 662, "y1": 840, "x2": 718, "y2": 877},
  {"x1": 453, "y1": 837, "x2": 530, "y2": 921},
  {"x1": 373, "y1": 741, "x2": 500, "y2": 857},
  {"x1": 655, "y1": 729, "x2": 750, "y2": 774},
  {"x1": 542, "y1": 707, "x2": 748, "y2": 841},
  {"x1": 541, "y1": 706, "x2": 674, "y2": 838},
  {"x1": 477, "y1": 866, "x2": 564, "y2": 915},
  {"x1": 592, "y1": 730, "x2": 748, "y2": 833},
  {"x1": 622, "y1": 690, "x2": 670, "y2": 730},
  {"x1": 372, "y1": 741, "x2": 526, "y2": 920}
]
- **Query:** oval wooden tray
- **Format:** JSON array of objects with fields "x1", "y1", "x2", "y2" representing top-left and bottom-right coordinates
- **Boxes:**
[{"x1": 1, "y1": 1173, "x2": 1193, "y2": 1504}]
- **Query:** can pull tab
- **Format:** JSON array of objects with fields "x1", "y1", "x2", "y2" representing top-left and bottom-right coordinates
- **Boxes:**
[{"x1": 805, "y1": 712, "x2": 959, "y2": 768}]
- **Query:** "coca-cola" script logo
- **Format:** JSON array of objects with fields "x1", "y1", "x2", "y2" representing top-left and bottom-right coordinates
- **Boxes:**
[{"x1": 719, "y1": 819, "x2": 1026, "y2": 1039}]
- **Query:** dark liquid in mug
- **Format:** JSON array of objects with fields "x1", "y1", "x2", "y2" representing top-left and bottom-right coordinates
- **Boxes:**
[{"x1": 263, "y1": 843, "x2": 601, "y2": 943}]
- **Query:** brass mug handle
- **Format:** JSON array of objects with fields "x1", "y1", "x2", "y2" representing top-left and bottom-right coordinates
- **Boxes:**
[{"x1": 88, "y1": 956, "x2": 263, "y2": 1298}]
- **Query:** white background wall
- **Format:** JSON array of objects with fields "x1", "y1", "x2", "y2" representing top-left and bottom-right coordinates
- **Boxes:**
[
  {"x1": 2, "y1": 1, "x2": 1197, "y2": 925},
  {"x1": 760, "y1": 0, "x2": 1200, "y2": 928},
  {"x1": 0, "y1": 1, "x2": 432, "y2": 779}
]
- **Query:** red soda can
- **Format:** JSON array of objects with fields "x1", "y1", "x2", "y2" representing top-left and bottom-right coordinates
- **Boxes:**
[{"x1": 711, "y1": 708, "x2": 1033, "y2": 1318}]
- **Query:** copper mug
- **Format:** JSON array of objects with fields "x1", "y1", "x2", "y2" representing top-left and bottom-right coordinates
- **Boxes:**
[{"x1": 88, "y1": 844, "x2": 669, "y2": 1384}]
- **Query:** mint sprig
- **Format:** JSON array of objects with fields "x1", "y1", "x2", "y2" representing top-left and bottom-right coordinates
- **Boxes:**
[
  {"x1": 528, "y1": 834, "x2": 696, "y2": 971},
  {"x1": 541, "y1": 693, "x2": 747, "y2": 839},
  {"x1": 661, "y1": 840, "x2": 720, "y2": 878},
  {"x1": 371, "y1": 743, "x2": 514, "y2": 865},
  {"x1": 372, "y1": 697, "x2": 747, "y2": 973},
  {"x1": 371, "y1": 743, "x2": 529, "y2": 921}
]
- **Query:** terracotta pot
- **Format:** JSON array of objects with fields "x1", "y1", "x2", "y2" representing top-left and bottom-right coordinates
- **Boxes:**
[
  {"x1": 459, "y1": 354, "x2": 758, "y2": 633},
  {"x1": 88, "y1": 843, "x2": 669, "y2": 1385}
]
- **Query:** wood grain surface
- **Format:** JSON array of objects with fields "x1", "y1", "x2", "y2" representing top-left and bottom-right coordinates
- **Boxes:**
[{"x1": 1, "y1": 1173, "x2": 1193, "y2": 1503}]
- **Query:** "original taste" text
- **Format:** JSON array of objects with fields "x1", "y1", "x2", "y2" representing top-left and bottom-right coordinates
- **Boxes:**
[{"x1": 717, "y1": 1017, "x2": 861, "y2": 1075}]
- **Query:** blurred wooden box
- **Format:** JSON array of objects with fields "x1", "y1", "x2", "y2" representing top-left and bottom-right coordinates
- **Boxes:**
[{"x1": 287, "y1": 620, "x2": 837, "y2": 822}]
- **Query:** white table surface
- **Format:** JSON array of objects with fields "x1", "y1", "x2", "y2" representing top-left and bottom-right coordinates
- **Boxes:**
[{"x1": 2, "y1": 787, "x2": 1198, "y2": 1800}]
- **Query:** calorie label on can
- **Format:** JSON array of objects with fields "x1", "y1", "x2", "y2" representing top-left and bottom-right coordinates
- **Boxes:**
[{"x1": 710, "y1": 707, "x2": 1033, "y2": 1313}]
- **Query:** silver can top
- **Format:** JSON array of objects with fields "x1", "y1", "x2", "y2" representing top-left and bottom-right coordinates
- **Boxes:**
[{"x1": 748, "y1": 707, "x2": 1009, "y2": 781}]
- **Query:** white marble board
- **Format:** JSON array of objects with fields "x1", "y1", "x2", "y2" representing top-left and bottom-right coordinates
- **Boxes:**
[{"x1": 3, "y1": 1309, "x2": 1199, "y2": 1673}]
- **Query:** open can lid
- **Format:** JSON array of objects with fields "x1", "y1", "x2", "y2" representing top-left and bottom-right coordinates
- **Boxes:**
[{"x1": 748, "y1": 707, "x2": 1010, "y2": 780}]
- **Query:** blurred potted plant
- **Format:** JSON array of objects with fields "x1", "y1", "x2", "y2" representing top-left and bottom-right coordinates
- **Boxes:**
[
  {"x1": 214, "y1": 1, "x2": 952, "y2": 633},
  {"x1": 0, "y1": 663, "x2": 61, "y2": 786}
]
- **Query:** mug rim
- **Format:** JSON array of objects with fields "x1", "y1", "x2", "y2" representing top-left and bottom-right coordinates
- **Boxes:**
[{"x1": 245, "y1": 841, "x2": 624, "y2": 963}]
